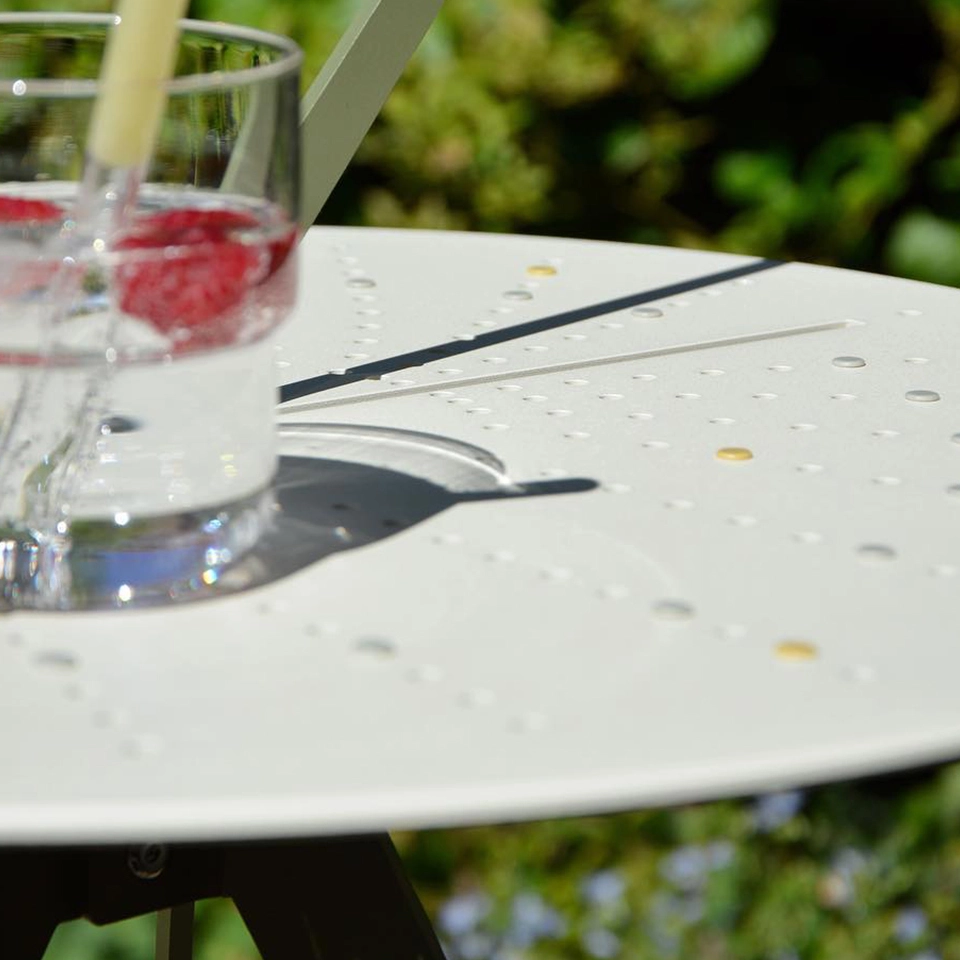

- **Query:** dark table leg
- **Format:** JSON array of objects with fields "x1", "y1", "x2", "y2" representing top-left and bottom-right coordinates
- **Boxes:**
[
  {"x1": 156, "y1": 903, "x2": 195, "y2": 960},
  {"x1": 0, "y1": 834, "x2": 444, "y2": 960}
]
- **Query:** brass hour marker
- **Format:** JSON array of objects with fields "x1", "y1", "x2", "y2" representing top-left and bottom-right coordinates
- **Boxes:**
[
  {"x1": 716, "y1": 447, "x2": 754, "y2": 461},
  {"x1": 775, "y1": 640, "x2": 818, "y2": 662}
]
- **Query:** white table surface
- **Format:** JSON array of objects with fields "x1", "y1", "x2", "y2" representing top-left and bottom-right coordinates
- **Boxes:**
[{"x1": 2, "y1": 226, "x2": 958, "y2": 846}]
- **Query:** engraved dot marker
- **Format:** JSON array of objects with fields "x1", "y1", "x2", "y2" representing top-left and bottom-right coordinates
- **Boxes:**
[
  {"x1": 857, "y1": 544, "x2": 897, "y2": 562},
  {"x1": 599, "y1": 584, "x2": 630, "y2": 599},
  {"x1": 354, "y1": 636, "x2": 397, "y2": 659},
  {"x1": 906, "y1": 390, "x2": 941, "y2": 402},
  {"x1": 653, "y1": 600, "x2": 695, "y2": 621},
  {"x1": 409, "y1": 664, "x2": 444, "y2": 683},
  {"x1": 843, "y1": 664, "x2": 877, "y2": 684},
  {"x1": 717, "y1": 447, "x2": 753, "y2": 461},
  {"x1": 775, "y1": 640, "x2": 818, "y2": 662},
  {"x1": 527, "y1": 265, "x2": 557, "y2": 277},
  {"x1": 833, "y1": 356, "x2": 865, "y2": 368}
]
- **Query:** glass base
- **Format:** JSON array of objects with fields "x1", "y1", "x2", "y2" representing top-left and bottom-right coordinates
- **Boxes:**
[
  {"x1": 0, "y1": 422, "x2": 591, "y2": 612},
  {"x1": 0, "y1": 486, "x2": 274, "y2": 610}
]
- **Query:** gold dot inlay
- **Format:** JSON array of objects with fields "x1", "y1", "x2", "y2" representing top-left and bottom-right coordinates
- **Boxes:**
[
  {"x1": 716, "y1": 447, "x2": 754, "y2": 461},
  {"x1": 775, "y1": 640, "x2": 818, "y2": 662}
]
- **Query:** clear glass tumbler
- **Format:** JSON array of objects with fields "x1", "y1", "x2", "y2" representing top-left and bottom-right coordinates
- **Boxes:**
[{"x1": 0, "y1": 14, "x2": 302, "y2": 609}]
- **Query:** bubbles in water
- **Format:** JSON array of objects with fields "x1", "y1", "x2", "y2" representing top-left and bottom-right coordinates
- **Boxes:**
[{"x1": 99, "y1": 415, "x2": 141, "y2": 435}]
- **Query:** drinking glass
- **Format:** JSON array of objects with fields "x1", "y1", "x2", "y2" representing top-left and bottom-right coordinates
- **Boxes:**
[{"x1": 0, "y1": 14, "x2": 302, "y2": 609}]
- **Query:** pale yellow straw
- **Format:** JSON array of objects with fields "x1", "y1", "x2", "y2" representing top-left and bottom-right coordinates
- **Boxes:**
[{"x1": 87, "y1": 0, "x2": 190, "y2": 170}]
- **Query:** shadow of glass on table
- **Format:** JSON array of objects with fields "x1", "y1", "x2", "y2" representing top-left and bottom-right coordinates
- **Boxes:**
[{"x1": 4, "y1": 422, "x2": 597, "y2": 610}]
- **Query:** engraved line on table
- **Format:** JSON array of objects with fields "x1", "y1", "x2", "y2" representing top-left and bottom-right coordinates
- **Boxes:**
[
  {"x1": 280, "y1": 319, "x2": 860, "y2": 412},
  {"x1": 279, "y1": 257, "x2": 783, "y2": 404}
]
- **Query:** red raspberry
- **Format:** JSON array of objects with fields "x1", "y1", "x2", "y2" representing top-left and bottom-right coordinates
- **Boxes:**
[
  {"x1": 0, "y1": 196, "x2": 66, "y2": 299},
  {"x1": 0, "y1": 196, "x2": 63, "y2": 223},
  {"x1": 115, "y1": 209, "x2": 269, "y2": 349}
]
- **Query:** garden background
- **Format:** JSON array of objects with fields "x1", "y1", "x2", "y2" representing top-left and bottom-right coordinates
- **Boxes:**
[{"x1": 8, "y1": 0, "x2": 960, "y2": 957}]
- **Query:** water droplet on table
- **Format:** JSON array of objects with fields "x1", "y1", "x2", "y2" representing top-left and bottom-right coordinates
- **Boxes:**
[{"x1": 905, "y1": 390, "x2": 940, "y2": 403}]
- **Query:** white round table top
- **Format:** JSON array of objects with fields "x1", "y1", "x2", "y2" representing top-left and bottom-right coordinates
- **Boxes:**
[{"x1": 2, "y1": 226, "x2": 958, "y2": 846}]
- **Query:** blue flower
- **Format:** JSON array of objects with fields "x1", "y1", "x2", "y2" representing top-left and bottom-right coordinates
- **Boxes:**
[
  {"x1": 751, "y1": 790, "x2": 804, "y2": 832},
  {"x1": 660, "y1": 845, "x2": 709, "y2": 890},
  {"x1": 895, "y1": 906, "x2": 928, "y2": 944},
  {"x1": 706, "y1": 840, "x2": 735, "y2": 870},
  {"x1": 580, "y1": 869, "x2": 627, "y2": 907},
  {"x1": 438, "y1": 891, "x2": 492, "y2": 938},
  {"x1": 456, "y1": 931, "x2": 496, "y2": 960},
  {"x1": 506, "y1": 891, "x2": 567, "y2": 946},
  {"x1": 581, "y1": 927, "x2": 621, "y2": 959}
]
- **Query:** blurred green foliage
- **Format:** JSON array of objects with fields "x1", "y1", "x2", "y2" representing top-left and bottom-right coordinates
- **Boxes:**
[
  {"x1": 9, "y1": 0, "x2": 960, "y2": 286},
  {"x1": 6, "y1": 1, "x2": 960, "y2": 957},
  {"x1": 43, "y1": 765, "x2": 960, "y2": 960}
]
